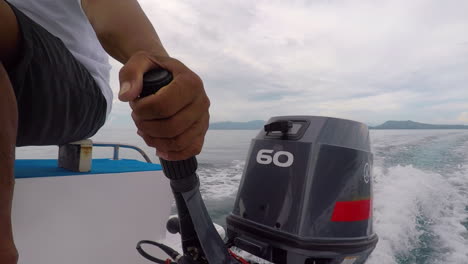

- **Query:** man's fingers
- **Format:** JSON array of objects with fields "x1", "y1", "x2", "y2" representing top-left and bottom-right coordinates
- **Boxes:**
[
  {"x1": 137, "y1": 112, "x2": 209, "y2": 152},
  {"x1": 137, "y1": 113, "x2": 208, "y2": 161},
  {"x1": 157, "y1": 134, "x2": 206, "y2": 161},
  {"x1": 130, "y1": 72, "x2": 205, "y2": 120},
  {"x1": 132, "y1": 95, "x2": 209, "y2": 138}
]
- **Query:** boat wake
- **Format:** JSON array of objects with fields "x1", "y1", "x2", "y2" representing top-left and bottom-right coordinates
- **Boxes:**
[{"x1": 368, "y1": 165, "x2": 468, "y2": 264}]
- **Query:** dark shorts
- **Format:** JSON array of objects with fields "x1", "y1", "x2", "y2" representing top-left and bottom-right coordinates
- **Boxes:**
[{"x1": 6, "y1": 2, "x2": 107, "y2": 147}]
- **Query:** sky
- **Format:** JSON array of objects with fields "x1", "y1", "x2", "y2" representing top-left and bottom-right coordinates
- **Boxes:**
[{"x1": 106, "y1": 0, "x2": 468, "y2": 127}]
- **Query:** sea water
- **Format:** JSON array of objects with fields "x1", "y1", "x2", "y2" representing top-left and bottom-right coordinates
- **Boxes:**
[{"x1": 15, "y1": 129, "x2": 468, "y2": 264}]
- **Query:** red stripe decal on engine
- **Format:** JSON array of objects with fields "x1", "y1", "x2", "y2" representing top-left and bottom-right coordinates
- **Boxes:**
[{"x1": 331, "y1": 199, "x2": 371, "y2": 222}]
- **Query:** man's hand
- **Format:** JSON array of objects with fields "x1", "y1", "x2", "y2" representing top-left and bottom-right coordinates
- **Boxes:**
[{"x1": 119, "y1": 52, "x2": 210, "y2": 161}]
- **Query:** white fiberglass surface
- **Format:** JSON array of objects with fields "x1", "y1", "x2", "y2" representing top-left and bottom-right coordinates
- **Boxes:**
[{"x1": 12, "y1": 170, "x2": 172, "y2": 264}]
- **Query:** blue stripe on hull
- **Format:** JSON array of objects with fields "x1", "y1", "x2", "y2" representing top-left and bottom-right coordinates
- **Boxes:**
[{"x1": 15, "y1": 159, "x2": 162, "y2": 179}]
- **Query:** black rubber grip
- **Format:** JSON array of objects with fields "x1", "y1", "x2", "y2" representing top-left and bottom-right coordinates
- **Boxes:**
[
  {"x1": 160, "y1": 157, "x2": 198, "y2": 181},
  {"x1": 141, "y1": 68, "x2": 173, "y2": 98}
]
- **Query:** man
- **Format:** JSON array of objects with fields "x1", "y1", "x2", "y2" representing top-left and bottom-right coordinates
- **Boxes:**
[{"x1": 0, "y1": 0, "x2": 210, "y2": 263}]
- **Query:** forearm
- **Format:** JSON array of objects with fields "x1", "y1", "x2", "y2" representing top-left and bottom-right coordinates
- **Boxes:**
[{"x1": 81, "y1": 0, "x2": 168, "y2": 63}]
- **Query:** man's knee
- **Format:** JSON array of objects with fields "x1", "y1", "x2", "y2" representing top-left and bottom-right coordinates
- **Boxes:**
[{"x1": 0, "y1": 1, "x2": 21, "y2": 66}]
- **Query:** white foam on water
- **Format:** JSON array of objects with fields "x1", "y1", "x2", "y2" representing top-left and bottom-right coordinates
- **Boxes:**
[
  {"x1": 430, "y1": 139, "x2": 468, "y2": 264},
  {"x1": 432, "y1": 135, "x2": 468, "y2": 264},
  {"x1": 368, "y1": 165, "x2": 468, "y2": 264},
  {"x1": 198, "y1": 160, "x2": 245, "y2": 200}
]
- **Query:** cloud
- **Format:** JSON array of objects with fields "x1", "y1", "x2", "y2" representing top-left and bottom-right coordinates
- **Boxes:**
[{"x1": 106, "y1": 0, "x2": 468, "y2": 125}]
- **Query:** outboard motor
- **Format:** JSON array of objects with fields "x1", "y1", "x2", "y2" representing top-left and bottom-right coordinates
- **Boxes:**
[{"x1": 226, "y1": 116, "x2": 378, "y2": 264}]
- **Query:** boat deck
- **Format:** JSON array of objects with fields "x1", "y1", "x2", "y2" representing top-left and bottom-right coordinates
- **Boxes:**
[{"x1": 15, "y1": 158, "x2": 162, "y2": 178}]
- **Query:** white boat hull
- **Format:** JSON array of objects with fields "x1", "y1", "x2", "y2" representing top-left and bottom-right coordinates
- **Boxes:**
[{"x1": 13, "y1": 161, "x2": 172, "y2": 264}]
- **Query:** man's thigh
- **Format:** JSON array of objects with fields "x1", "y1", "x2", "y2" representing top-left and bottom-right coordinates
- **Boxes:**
[
  {"x1": 4, "y1": 3, "x2": 107, "y2": 146},
  {"x1": 0, "y1": 1, "x2": 21, "y2": 66}
]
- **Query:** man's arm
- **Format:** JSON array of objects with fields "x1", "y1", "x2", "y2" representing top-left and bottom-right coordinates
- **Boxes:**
[
  {"x1": 81, "y1": 0, "x2": 167, "y2": 63},
  {"x1": 81, "y1": 0, "x2": 210, "y2": 161}
]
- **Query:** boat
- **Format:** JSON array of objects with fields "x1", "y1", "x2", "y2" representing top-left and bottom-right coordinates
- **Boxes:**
[{"x1": 12, "y1": 68, "x2": 379, "y2": 263}]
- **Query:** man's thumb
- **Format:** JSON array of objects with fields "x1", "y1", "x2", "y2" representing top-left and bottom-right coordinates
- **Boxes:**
[
  {"x1": 118, "y1": 81, "x2": 134, "y2": 101},
  {"x1": 118, "y1": 62, "x2": 142, "y2": 102},
  {"x1": 118, "y1": 52, "x2": 162, "y2": 102}
]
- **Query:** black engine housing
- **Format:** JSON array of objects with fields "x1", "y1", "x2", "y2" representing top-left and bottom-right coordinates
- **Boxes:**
[{"x1": 226, "y1": 116, "x2": 378, "y2": 264}]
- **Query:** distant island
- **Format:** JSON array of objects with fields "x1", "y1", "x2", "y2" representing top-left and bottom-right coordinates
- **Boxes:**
[
  {"x1": 209, "y1": 120, "x2": 468, "y2": 130},
  {"x1": 370, "y1": 120, "x2": 468, "y2": 129},
  {"x1": 209, "y1": 120, "x2": 265, "y2": 130}
]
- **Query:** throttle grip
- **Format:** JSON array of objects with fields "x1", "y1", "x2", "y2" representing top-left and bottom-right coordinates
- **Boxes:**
[{"x1": 141, "y1": 68, "x2": 198, "y2": 182}]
